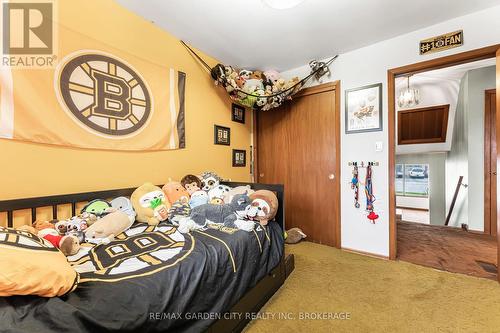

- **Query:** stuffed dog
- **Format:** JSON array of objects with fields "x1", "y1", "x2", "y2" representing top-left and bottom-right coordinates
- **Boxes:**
[
  {"x1": 84, "y1": 210, "x2": 133, "y2": 244},
  {"x1": 245, "y1": 190, "x2": 279, "y2": 226}
]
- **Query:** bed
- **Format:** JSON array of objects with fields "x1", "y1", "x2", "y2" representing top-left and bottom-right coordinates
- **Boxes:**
[{"x1": 0, "y1": 182, "x2": 294, "y2": 333}]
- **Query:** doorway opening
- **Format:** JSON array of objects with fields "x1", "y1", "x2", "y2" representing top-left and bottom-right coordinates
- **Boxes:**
[{"x1": 388, "y1": 45, "x2": 500, "y2": 282}]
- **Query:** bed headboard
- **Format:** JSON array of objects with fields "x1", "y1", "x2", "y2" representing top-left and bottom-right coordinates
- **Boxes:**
[{"x1": 0, "y1": 182, "x2": 285, "y2": 231}]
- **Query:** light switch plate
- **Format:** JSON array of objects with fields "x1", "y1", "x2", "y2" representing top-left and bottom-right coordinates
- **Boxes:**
[{"x1": 375, "y1": 141, "x2": 383, "y2": 152}]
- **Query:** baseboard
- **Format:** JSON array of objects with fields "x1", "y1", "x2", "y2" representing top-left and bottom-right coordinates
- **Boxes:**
[{"x1": 341, "y1": 247, "x2": 389, "y2": 260}]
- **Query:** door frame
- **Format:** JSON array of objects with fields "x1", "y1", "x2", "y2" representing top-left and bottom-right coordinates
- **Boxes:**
[
  {"x1": 252, "y1": 81, "x2": 342, "y2": 248},
  {"x1": 387, "y1": 44, "x2": 500, "y2": 282},
  {"x1": 484, "y1": 89, "x2": 497, "y2": 235}
]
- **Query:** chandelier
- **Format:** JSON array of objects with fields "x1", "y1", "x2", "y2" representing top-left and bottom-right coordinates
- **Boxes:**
[{"x1": 398, "y1": 75, "x2": 420, "y2": 108}]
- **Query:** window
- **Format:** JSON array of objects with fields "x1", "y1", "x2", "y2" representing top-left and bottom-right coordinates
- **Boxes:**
[{"x1": 396, "y1": 163, "x2": 429, "y2": 197}]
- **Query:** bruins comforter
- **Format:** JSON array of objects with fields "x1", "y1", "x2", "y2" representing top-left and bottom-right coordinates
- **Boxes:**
[{"x1": 0, "y1": 221, "x2": 284, "y2": 332}]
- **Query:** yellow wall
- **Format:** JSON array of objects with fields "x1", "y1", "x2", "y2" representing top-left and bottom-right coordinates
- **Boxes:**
[{"x1": 0, "y1": 0, "x2": 252, "y2": 207}]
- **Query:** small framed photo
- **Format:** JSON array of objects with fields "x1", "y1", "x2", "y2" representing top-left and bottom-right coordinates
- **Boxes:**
[
  {"x1": 231, "y1": 104, "x2": 245, "y2": 124},
  {"x1": 345, "y1": 83, "x2": 383, "y2": 134},
  {"x1": 214, "y1": 125, "x2": 230, "y2": 145},
  {"x1": 232, "y1": 149, "x2": 246, "y2": 167}
]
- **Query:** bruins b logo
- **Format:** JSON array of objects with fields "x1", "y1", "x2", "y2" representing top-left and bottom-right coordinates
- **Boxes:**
[{"x1": 56, "y1": 51, "x2": 152, "y2": 136}]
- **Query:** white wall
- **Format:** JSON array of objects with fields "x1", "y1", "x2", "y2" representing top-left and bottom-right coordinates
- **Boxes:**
[{"x1": 281, "y1": 6, "x2": 500, "y2": 257}]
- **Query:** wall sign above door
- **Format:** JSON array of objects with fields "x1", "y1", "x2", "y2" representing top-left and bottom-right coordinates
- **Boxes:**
[{"x1": 419, "y1": 30, "x2": 463, "y2": 55}]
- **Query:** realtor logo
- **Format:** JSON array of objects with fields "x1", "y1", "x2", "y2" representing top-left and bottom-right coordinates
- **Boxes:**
[{"x1": 2, "y1": 0, "x2": 57, "y2": 67}]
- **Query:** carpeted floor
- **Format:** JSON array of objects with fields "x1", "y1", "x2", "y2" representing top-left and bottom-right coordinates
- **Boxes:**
[{"x1": 244, "y1": 241, "x2": 500, "y2": 333}]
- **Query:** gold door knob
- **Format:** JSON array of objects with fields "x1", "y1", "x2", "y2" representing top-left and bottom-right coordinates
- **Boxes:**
[{"x1": 329, "y1": 174, "x2": 335, "y2": 180}]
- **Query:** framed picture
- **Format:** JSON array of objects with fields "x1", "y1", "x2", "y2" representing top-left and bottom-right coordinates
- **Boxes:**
[
  {"x1": 345, "y1": 83, "x2": 383, "y2": 134},
  {"x1": 232, "y1": 149, "x2": 246, "y2": 167},
  {"x1": 231, "y1": 104, "x2": 245, "y2": 124},
  {"x1": 214, "y1": 125, "x2": 230, "y2": 145}
]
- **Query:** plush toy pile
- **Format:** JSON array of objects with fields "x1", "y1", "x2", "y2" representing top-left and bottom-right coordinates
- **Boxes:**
[
  {"x1": 16, "y1": 171, "x2": 280, "y2": 258},
  {"x1": 211, "y1": 65, "x2": 303, "y2": 111}
]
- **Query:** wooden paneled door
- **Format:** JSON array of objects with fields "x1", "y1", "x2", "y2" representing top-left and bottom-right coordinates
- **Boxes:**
[
  {"x1": 485, "y1": 89, "x2": 497, "y2": 236},
  {"x1": 255, "y1": 82, "x2": 341, "y2": 247}
]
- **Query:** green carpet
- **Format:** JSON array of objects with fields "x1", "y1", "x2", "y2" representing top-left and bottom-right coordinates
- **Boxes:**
[{"x1": 244, "y1": 241, "x2": 500, "y2": 333}]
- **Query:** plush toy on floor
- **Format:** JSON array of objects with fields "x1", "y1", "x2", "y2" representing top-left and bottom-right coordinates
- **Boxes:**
[
  {"x1": 131, "y1": 183, "x2": 168, "y2": 225},
  {"x1": 181, "y1": 174, "x2": 203, "y2": 195},
  {"x1": 177, "y1": 194, "x2": 255, "y2": 233},
  {"x1": 285, "y1": 228, "x2": 307, "y2": 244},
  {"x1": 245, "y1": 190, "x2": 279, "y2": 226}
]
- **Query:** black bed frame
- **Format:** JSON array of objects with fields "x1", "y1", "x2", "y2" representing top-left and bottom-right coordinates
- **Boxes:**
[{"x1": 0, "y1": 182, "x2": 294, "y2": 333}]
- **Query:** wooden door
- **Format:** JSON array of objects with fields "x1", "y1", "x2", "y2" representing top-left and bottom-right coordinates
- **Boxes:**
[
  {"x1": 485, "y1": 89, "x2": 497, "y2": 236},
  {"x1": 256, "y1": 82, "x2": 340, "y2": 247}
]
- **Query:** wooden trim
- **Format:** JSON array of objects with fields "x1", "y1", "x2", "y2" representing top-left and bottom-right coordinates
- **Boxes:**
[
  {"x1": 293, "y1": 81, "x2": 338, "y2": 98},
  {"x1": 388, "y1": 70, "x2": 397, "y2": 260},
  {"x1": 484, "y1": 89, "x2": 496, "y2": 235},
  {"x1": 397, "y1": 104, "x2": 449, "y2": 145},
  {"x1": 342, "y1": 247, "x2": 389, "y2": 260},
  {"x1": 390, "y1": 44, "x2": 500, "y2": 77},
  {"x1": 496, "y1": 49, "x2": 500, "y2": 283},
  {"x1": 388, "y1": 45, "x2": 500, "y2": 279},
  {"x1": 252, "y1": 109, "x2": 258, "y2": 183},
  {"x1": 334, "y1": 81, "x2": 341, "y2": 248}
]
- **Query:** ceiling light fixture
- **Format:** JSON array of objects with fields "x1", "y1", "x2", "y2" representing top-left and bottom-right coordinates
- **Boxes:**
[
  {"x1": 398, "y1": 75, "x2": 420, "y2": 109},
  {"x1": 262, "y1": 0, "x2": 305, "y2": 10}
]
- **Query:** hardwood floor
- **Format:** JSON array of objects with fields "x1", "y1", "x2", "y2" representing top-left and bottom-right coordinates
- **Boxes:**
[{"x1": 397, "y1": 221, "x2": 497, "y2": 280}]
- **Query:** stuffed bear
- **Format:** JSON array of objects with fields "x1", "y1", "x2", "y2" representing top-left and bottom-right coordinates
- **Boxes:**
[
  {"x1": 131, "y1": 183, "x2": 168, "y2": 225},
  {"x1": 180, "y1": 174, "x2": 202, "y2": 195},
  {"x1": 32, "y1": 220, "x2": 56, "y2": 232},
  {"x1": 178, "y1": 194, "x2": 255, "y2": 233},
  {"x1": 245, "y1": 190, "x2": 279, "y2": 226},
  {"x1": 84, "y1": 210, "x2": 133, "y2": 244},
  {"x1": 199, "y1": 171, "x2": 222, "y2": 192},
  {"x1": 163, "y1": 181, "x2": 190, "y2": 206}
]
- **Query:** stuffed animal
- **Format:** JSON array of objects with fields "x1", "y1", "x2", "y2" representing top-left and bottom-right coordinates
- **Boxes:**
[
  {"x1": 208, "y1": 184, "x2": 231, "y2": 203},
  {"x1": 223, "y1": 185, "x2": 255, "y2": 204},
  {"x1": 32, "y1": 220, "x2": 56, "y2": 232},
  {"x1": 110, "y1": 196, "x2": 136, "y2": 223},
  {"x1": 239, "y1": 69, "x2": 252, "y2": 81},
  {"x1": 167, "y1": 199, "x2": 191, "y2": 225},
  {"x1": 189, "y1": 190, "x2": 209, "y2": 208},
  {"x1": 250, "y1": 70, "x2": 265, "y2": 80},
  {"x1": 263, "y1": 69, "x2": 280, "y2": 85},
  {"x1": 163, "y1": 181, "x2": 190, "y2": 206},
  {"x1": 200, "y1": 171, "x2": 222, "y2": 192},
  {"x1": 180, "y1": 174, "x2": 203, "y2": 195},
  {"x1": 84, "y1": 211, "x2": 133, "y2": 244},
  {"x1": 131, "y1": 183, "x2": 168, "y2": 225},
  {"x1": 38, "y1": 228, "x2": 80, "y2": 256},
  {"x1": 285, "y1": 228, "x2": 307, "y2": 244},
  {"x1": 178, "y1": 194, "x2": 255, "y2": 233},
  {"x1": 81, "y1": 199, "x2": 113, "y2": 218},
  {"x1": 16, "y1": 225, "x2": 37, "y2": 234},
  {"x1": 245, "y1": 190, "x2": 279, "y2": 226}
]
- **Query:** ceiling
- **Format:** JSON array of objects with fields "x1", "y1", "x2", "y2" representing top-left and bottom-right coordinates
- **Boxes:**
[{"x1": 116, "y1": 0, "x2": 500, "y2": 71}]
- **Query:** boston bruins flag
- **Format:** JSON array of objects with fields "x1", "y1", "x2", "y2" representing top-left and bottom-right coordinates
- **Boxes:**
[{"x1": 0, "y1": 25, "x2": 186, "y2": 151}]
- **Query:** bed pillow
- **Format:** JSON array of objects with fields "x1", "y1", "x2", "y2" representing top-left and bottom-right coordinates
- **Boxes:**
[{"x1": 0, "y1": 226, "x2": 79, "y2": 297}]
